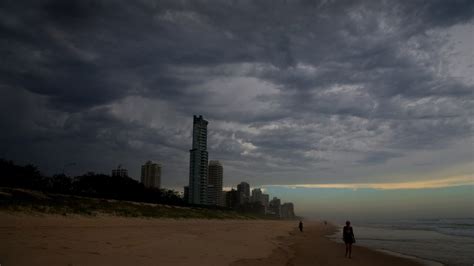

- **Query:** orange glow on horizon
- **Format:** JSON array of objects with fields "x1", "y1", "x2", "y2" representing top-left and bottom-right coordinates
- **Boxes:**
[{"x1": 268, "y1": 175, "x2": 474, "y2": 190}]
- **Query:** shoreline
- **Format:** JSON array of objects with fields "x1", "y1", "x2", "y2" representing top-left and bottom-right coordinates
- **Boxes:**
[
  {"x1": 0, "y1": 213, "x2": 426, "y2": 265},
  {"x1": 325, "y1": 225, "x2": 452, "y2": 266},
  {"x1": 375, "y1": 249, "x2": 444, "y2": 266},
  {"x1": 232, "y1": 221, "x2": 423, "y2": 266}
]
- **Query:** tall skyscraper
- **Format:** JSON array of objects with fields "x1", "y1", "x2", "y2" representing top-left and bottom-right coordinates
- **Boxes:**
[
  {"x1": 141, "y1": 161, "x2": 161, "y2": 188},
  {"x1": 237, "y1": 181, "x2": 250, "y2": 204},
  {"x1": 208, "y1": 160, "x2": 223, "y2": 206},
  {"x1": 188, "y1": 115, "x2": 209, "y2": 205}
]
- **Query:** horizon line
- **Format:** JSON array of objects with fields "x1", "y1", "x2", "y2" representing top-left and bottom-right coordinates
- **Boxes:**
[{"x1": 262, "y1": 175, "x2": 474, "y2": 190}]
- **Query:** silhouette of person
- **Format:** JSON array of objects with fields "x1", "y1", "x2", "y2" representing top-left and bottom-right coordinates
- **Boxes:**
[
  {"x1": 298, "y1": 221, "x2": 303, "y2": 232},
  {"x1": 343, "y1": 220, "x2": 355, "y2": 258}
]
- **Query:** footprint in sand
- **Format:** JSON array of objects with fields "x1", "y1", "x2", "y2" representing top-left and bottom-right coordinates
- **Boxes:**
[{"x1": 87, "y1": 251, "x2": 101, "y2": 255}]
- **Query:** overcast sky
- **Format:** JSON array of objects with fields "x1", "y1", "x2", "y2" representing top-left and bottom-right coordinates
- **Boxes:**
[{"x1": 0, "y1": 1, "x2": 473, "y2": 217}]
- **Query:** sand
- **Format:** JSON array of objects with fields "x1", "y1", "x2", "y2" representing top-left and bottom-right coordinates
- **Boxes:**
[
  {"x1": 232, "y1": 222, "x2": 422, "y2": 266},
  {"x1": 0, "y1": 213, "x2": 421, "y2": 266}
]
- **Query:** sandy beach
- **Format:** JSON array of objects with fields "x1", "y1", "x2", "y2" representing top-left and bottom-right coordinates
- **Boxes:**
[
  {"x1": 232, "y1": 222, "x2": 422, "y2": 266},
  {"x1": 0, "y1": 213, "x2": 421, "y2": 266}
]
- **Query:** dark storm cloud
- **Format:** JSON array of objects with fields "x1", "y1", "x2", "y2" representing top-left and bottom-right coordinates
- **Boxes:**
[
  {"x1": 412, "y1": 0, "x2": 474, "y2": 27},
  {"x1": 0, "y1": 0, "x2": 473, "y2": 186}
]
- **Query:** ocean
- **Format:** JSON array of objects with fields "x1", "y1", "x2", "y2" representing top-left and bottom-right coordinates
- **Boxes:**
[{"x1": 328, "y1": 218, "x2": 474, "y2": 266}]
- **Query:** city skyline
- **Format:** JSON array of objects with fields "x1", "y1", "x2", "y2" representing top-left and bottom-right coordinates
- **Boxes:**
[
  {"x1": 0, "y1": 0, "x2": 472, "y2": 219},
  {"x1": 81, "y1": 115, "x2": 295, "y2": 213}
]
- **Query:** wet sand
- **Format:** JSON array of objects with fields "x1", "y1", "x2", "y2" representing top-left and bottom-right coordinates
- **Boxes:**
[
  {"x1": 232, "y1": 222, "x2": 422, "y2": 266},
  {"x1": 0, "y1": 213, "x2": 421, "y2": 266}
]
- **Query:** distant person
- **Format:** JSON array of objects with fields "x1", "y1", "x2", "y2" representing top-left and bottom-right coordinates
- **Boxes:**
[
  {"x1": 298, "y1": 221, "x2": 303, "y2": 232},
  {"x1": 343, "y1": 220, "x2": 355, "y2": 258},
  {"x1": 324, "y1": 220, "x2": 327, "y2": 226}
]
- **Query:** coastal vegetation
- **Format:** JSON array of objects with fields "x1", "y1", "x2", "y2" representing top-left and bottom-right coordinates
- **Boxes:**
[
  {"x1": 0, "y1": 159, "x2": 279, "y2": 219},
  {"x1": 0, "y1": 187, "x2": 267, "y2": 219},
  {"x1": 0, "y1": 159, "x2": 184, "y2": 206}
]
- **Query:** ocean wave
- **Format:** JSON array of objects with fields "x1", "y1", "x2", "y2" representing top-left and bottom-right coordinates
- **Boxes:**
[
  {"x1": 363, "y1": 218, "x2": 474, "y2": 238},
  {"x1": 329, "y1": 223, "x2": 474, "y2": 266}
]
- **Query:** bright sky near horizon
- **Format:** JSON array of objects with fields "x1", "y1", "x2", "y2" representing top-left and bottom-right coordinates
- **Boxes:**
[
  {"x1": 263, "y1": 185, "x2": 474, "y2": 220},
  {"x1": 0, "y1": 0, "x2": 473, "y2": 219}
]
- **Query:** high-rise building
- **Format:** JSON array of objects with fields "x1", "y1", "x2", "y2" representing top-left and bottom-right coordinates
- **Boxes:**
[
  {"x1": 112, "y1": 165, "x2": 128, "y2": 178},
  {"x1": 220, "y1": 191, "x2": 227, "y2": 207},
  {"x1": 281, "y1": 202, "x2": 295, "y2": 219},
  {"x1": 188, "y1": 115, "x2": 209, "y2": 205},
  {"x1": 237, "y1": 181, "x2": 250, "y2": 204},
  {"x1": 141, "y1": 161, "x2": 161, "y2": 188},
  {"x1": 249, "y1": 188, "x2": 267, "y2": 215},
  {"x1": 251, "y1": 188, "x2": 270, "y2": 211},
  {"x1": 251, "y1": 188, "x2": 263, "y2": 203},
  {"x1": 225, "y1": 189, "x2": 239, "y2": 209},
  {"x1": 208, "y1": 160, "x2": 223, "y2": 206},
  {"x1": 269, "y1": 197, "x2": 282, "y2": 218},
  {"x1": 261, "y1": 193, "x2": 270, "y2": 208}
]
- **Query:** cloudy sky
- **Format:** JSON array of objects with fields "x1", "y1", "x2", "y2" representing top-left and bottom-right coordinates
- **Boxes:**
[{"x1": 1, "y1": 0, "x2": 473, "y2": 218}]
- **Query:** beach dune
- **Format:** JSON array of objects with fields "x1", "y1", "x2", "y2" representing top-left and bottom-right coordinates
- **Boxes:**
[{"x1": 0, "y1": 214, "x2": 420, "y2": 266}]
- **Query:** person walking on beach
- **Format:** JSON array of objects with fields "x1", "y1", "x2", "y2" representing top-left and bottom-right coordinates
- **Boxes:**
[
  {"x1": 343, "y1": 220, "x2": 355, "y2": 258},
  {"x1": 298, "y1": 221, "x2": 303, "y2": 232}
]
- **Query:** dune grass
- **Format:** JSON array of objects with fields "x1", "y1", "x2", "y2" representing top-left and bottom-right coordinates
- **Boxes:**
[{"x1": 0, "y1": 187, "x2": 269, "y2": 219}]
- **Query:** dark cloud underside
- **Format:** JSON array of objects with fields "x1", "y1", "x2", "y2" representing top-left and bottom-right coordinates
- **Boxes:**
[{"x1": 0, "y1": 0, "x2": 473, "y2": 186}]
